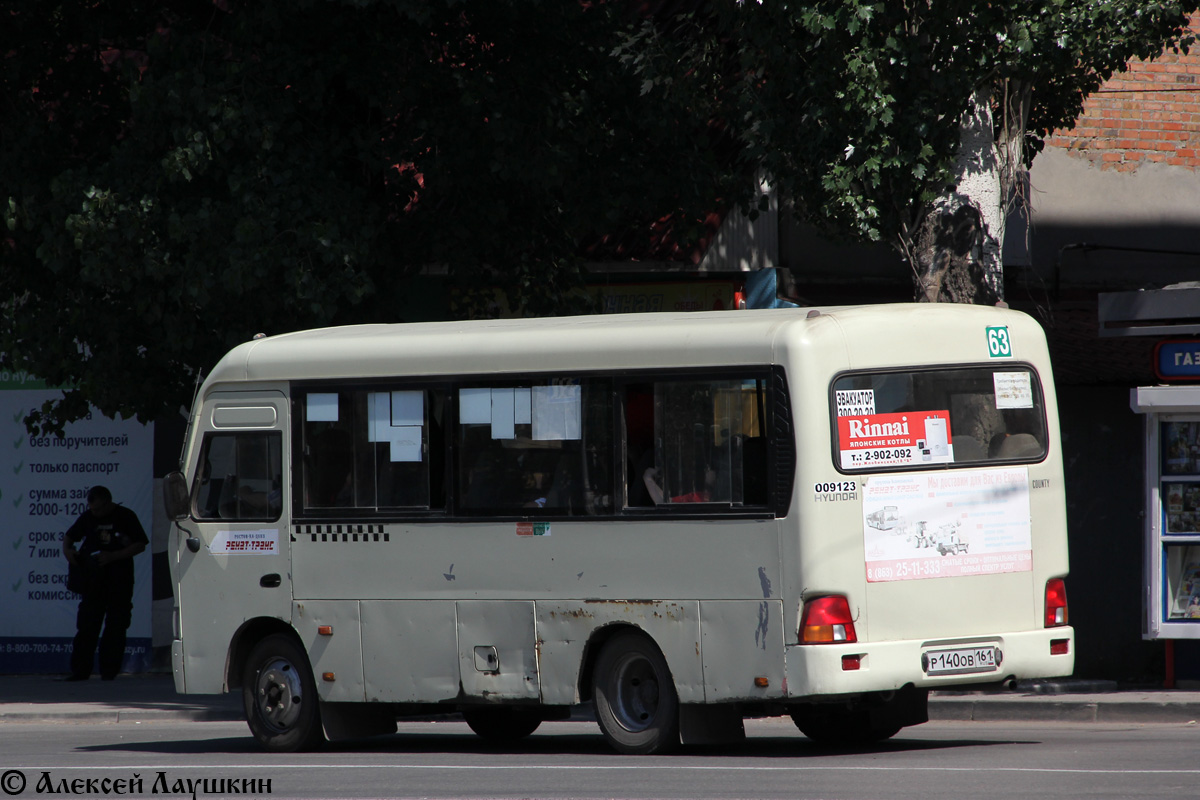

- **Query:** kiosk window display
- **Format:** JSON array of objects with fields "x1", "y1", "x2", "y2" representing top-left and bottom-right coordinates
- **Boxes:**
[{"x1": 1132, "y1": 387, "x2": 1200, "y2": 637}]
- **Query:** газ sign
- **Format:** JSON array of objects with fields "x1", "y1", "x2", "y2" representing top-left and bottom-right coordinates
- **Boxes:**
[{"x1": 1156, "y1": 339, "x2": 1200, "y2": 382}]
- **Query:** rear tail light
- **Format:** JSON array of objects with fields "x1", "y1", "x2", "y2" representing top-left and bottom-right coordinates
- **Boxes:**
[
  {"x1": 800, "y1": 595, "x2": 857, "y2": 644},
  {"x1": 1045, "y1": 578, "x2": 1068, "y2": 628}
]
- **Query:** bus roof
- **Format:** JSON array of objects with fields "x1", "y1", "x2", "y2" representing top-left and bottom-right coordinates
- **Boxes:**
[{"x1": 201, "y1": 303, "x2": 1047, "y2": 389}]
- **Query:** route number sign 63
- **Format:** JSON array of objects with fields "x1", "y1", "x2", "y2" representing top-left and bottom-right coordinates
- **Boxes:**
[{"x1": 986, "y1": 326, "x2": 1012, "y2": 358}]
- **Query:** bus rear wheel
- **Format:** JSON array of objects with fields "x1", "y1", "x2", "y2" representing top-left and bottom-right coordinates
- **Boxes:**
[
  {"x1": 242, "y1": 634, "x2": 324, "y2": 752},
  {"x1": 592, "y1": 631, "x2": 679, "y2": 755},
  {"x1": 462, "y1": 707, "x2": 542, "y2": 743}
]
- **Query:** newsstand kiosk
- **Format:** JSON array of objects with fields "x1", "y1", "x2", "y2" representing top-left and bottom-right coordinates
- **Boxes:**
[
  {"x1": 1132, "y1": 341, "x2": 1200, "y2": 676},
  {"x1": 1104, "y1": 285, "x2": 1200, "y2": 684}
]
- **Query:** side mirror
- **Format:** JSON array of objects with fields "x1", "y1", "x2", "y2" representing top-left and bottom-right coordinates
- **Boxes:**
[{"x1": 163, "y1": 471, "x2": 191, "y2": 520}]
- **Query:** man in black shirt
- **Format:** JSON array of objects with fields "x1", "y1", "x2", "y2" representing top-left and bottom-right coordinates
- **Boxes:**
[{"x1": 61, "y1": 485, "x2": 149, "y2": 681}]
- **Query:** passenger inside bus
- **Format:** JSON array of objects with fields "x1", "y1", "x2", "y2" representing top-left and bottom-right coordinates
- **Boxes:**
[
  {"x1": 642, "y1": 462, "x2": 716, "y2": 504},
  {"x1": 624, "y1": 380, "x2": 767, "y2": 507}
]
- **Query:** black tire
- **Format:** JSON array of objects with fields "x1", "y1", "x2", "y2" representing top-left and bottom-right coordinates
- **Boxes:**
[
  {"x1": 462, "y1": 707, "x2": 543, "y2": 743},
  {"x1": 789, "y1": 706, "x2": 900, "y2": 747},
  {"x1": 592, "y1": 631, "x2": 679, "y2": 755},
  {"x1": 242, "y1": 633, "x2": 324, "y2": 752}
]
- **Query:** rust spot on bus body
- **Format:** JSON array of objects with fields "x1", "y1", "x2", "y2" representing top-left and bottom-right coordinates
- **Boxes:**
[
  {"x1": 584, "y1": 599, "x2": 656, "y2": 605},
  {"x1": 549, "y1": 608, "x2": 594, "y2": 620}
]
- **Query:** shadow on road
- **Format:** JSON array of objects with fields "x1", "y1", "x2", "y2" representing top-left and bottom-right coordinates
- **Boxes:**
[{"x1": 78, "y1": 725, "x2": 1034, "y2": 759}]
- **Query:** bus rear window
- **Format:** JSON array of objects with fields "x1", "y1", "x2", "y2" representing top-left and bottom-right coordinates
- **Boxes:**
[{"x1": 831, "y1": 366, "x2": 1047, "y2": 472}]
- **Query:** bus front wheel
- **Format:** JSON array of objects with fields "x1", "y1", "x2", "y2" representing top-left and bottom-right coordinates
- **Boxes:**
[
  {"x1": 462, "y1": 707, "x2": 542, "y2": 742},
  {"x1": 242, "y1": 634, "x2": 324, "y2": 752},
  {"x1": 592, "y1": 632, "x2": 679, "y2": 755}
]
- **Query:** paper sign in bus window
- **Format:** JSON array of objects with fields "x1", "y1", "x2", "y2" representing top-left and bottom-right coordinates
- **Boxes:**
[
  {"x1": 388, "y1": 427, "x2": 422, "y2": 462},
  {"x1": 391, "y1": 391, "x2": 424, "y2": 426},
  {"x1": 835, "y1": 389, "x2": 876, "y2": 417},
  {"x1": 459, "y1": 388, "x2": 491, "y2": 425},
  {"x1": 533, "y1": 384, "x2": 581, "y2": 441},
  {"x1": 306, "y1": 393, "x2": 339, "y2": 422},
  {"x1": 366, "y1": 392, "x2": 424, "y2": 459},
  {"x1": 367, "y1": 392, "x2": 390, "y2": 442},
  {"x1": 515, "y1": 387, "x2": 532, "y2": 425},
  {"x1": 491, "y1": 388, "x2": 516, "y2": 440},
  {"x1": 993, "y1": 372, "x2": 1033, "y2": 409}
]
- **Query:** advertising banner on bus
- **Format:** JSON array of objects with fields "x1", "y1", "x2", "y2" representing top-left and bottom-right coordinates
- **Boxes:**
[
  {"x1": 862, "y1": 468, "x2": 1033, "y2": 583},
  {"x1": 837, "y1": 410, "x2": 954, "y2": 470}
]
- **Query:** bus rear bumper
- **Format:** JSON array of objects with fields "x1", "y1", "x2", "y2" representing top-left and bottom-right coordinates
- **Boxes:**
[{"x1": 784, "y1": 626, "x2": 1075, "y2": 698}]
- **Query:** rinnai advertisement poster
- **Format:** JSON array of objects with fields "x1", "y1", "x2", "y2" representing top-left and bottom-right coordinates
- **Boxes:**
[
  {"x1": 836, "y1": 410, "x2": 955, "y2": 470},
  {"x1": 862, "y1": 467, "x2": 1032, "y2": 583},
  {"x1": 0, "y1": 375, "x2": 153, "y2": 673}
]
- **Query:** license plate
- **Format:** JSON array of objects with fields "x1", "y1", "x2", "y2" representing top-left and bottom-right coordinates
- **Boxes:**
[{"x1": 922, "y1": 646, "x2": 999, "y2": 676}]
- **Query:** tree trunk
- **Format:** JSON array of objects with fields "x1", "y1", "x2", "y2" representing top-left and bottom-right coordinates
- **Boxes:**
[{"x1": 907, "y1": 88, "x2": 1006, "y2": 305}]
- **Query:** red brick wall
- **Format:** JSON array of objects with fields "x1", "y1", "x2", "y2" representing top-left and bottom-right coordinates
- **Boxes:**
[{"x1": 1045, "y1": 18, "x2": 1200, "y2": 172}]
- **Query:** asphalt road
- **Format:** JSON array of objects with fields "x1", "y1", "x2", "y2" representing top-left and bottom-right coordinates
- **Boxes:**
[{"x1": 4, "y1": 717, "x2": 1200, "y2": 799}]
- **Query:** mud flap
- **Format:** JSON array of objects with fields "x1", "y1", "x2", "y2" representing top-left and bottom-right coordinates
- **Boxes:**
[
  {"x1": 870, "y1": 685, "x2": 928, "y2": 730},
  {"x1": 679, "y1": 704, "x2": 746, "y2": 745},
  {"x1": 320, "y1": 701, "x2": 398, "y2": 741}
]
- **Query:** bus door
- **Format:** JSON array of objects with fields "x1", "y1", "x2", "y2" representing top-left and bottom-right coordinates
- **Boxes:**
[{"x1": 176, "y1": 390, "x2": 291, "y2": 692}]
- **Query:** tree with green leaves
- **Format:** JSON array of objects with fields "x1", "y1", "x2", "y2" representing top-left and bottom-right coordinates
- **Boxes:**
[
  {"x1": 5, "y1": 1, "x2": 1197, "y2": 432},
  {"x1": 621, "y1": 1, "x2": 1198, "y2": 303},
  {"x1": 2, "y1": 0, "x2": 743, "y2": 432}
]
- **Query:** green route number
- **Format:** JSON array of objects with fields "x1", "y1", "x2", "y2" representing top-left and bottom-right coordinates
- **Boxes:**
[{"x1": 986, "y1": 326, "x2": 1012, "y2": 358}]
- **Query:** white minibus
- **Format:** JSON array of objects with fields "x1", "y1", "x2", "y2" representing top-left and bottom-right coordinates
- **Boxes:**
[{"x1": 164, "y1": 303, "x2": 1073, "y2": 753}]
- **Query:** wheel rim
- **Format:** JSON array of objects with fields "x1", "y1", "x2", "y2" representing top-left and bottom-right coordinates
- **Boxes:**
[
  {"x1": 254, "y1": 657, "x2": 304, "y2": 734},
  {"x1": 610, "y1": 652, "x2": 660, "y2": 733}
]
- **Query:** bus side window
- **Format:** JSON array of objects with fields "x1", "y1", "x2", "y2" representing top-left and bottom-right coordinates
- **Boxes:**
[
  {"x1": 193, "y1": 432, "x2": 282, "y2": 521},
  {"x1": 299, "y1": 392, "x2": 357, "y2": 510},
  {"x1": 297, "y1": 388, "x2": 443, "y2": 514},
  {"x1": 455, "y1": 380, "x2": 611, "y2": 516},
  {"x1": 369, "y1": 389, "x2": 440, "y2": 510},
  {"x1": 624, "y1": 376, "x2": 766, "y2": 509}
]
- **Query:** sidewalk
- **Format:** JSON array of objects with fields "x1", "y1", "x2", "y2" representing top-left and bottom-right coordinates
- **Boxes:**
[
  {"x1": 0, "y1": 674, "x2": 240, "y2": 724},
  {"x1": 928, "y1": 679, "x2": 1200, "y2": 724},
  {"x1": 3, "y1": 674, "x2": 1200, "y2": 725}
]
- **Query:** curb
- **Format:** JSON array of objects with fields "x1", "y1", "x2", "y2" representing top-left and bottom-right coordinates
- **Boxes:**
[
  {"x1": 928, "y1": 698, "x2": 1200, "y2": 724},
  {"x1": 0, "y1": 710, "x2": 241, "y2": 724},
  {"x1": 0, "y1": 707, "x2": 244, "y2": 724}
]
